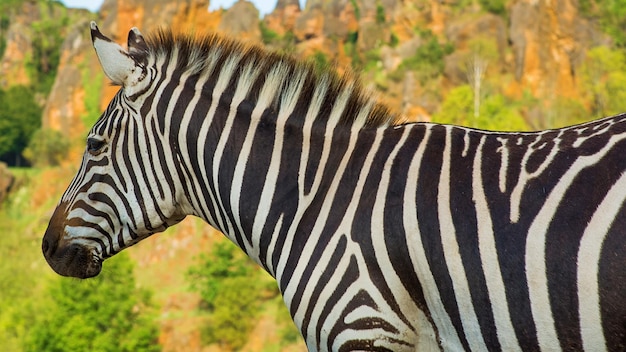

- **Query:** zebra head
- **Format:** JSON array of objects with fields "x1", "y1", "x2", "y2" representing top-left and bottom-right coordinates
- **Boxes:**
[{"x1": 42, "y1": 23, "x2": 187, "y2": 278}]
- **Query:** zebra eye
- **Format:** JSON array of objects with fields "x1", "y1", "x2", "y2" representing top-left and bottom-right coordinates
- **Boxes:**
[{"x1": 87, "y1": 137, "x2": 106, "y2": 155}]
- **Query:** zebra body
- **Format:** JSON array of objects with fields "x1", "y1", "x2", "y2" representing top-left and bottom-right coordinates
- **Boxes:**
[{"x1": 42, "y1": 23, "x2": 626, "y2": 351}]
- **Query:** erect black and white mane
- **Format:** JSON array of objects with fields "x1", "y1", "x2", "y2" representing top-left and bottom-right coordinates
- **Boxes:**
[{"x1": 135, "y1": 29, "x2": 399, "y2": 129}]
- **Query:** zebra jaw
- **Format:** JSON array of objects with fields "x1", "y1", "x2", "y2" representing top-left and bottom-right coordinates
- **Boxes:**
[
  {"x1": 90, "y1": 21, "x2": 148, "y2": 91},
  {"x1": 41, "y1": 202, "x2": 102, "y2": 279}
]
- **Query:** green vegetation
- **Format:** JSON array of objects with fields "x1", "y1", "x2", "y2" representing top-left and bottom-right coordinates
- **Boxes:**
[
  {"x1": 187, "y1": 240, "x2": 297, "y2": 350},
  {"x1": 580, "y1": 0, "x2": 626, "y2": 47},
  {"x1": 259, "y1": 21, "x2": 280, "y2": 45},
  {"x1": 80, "y1": 60, "x2": 105, "y2": 128},
  {"x1": 479, "y1": 0, "x2": 507, "y2": 15},
  {"x1": 310, "y1": 50, "x2": 331, "y2": 71},
  {"x1": 25, "y1": 1, "x2": 72, "y2": 95},
  {"x1": 0, "y1": 171, "x2": 45, "y2": 351},
  {"x1": 391, "y1": 30, "x2": 454, "y2": 83},
  {"x1": 0, "y1": 166, "x2": 163, "y2": 352},
  {"x1": 24, "y1": 252, "x2": 161, "y2": 352},
  {"x1": 350, "y1": 0, "x2": 361, "y2": 21},
  {"x1": 578, "y1": 46, "x2": 626, "y2": 118},
  {"x1": 0, "y1": 85, "x2": 42, "y2": 166},
  {"x1": 376, "y1": 1, "x2": 386, "y2": 24},
  {"x1": 432, "y1": 85, "x2": 529, "y2": 131}
]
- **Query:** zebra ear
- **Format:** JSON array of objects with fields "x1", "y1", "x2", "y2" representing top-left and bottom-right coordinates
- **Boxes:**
[
  {"x1": 90, "y1": 21, "x2": 147, "y2": 88},
  {"x1": 127, "y1": 27, "x2": 148, "y2": 65}
]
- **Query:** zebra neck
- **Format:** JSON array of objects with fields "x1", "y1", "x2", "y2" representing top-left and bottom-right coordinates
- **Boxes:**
[{"x1": 186, "y1": 100, "x2": 392, "y2": 277}]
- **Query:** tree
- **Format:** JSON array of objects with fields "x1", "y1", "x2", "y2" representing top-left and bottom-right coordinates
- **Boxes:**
[
  {"x1": 24, "y1": 252, "x2": 161, "y2": 352},
  {"x1": 187, "y1": 240, "x2": 275, "y2": 350},
  {"x1": 465, "y1": 37, "x2": 499, "y2": 121},
  {"x1": 433, "y1": 85, "x2": 528, "y2": 131},
  {"x1": 0, "y1": 85, "x2": 42, "y2": 166},
  {"x1": 432, "y1": 85, "x2": 474, "y2": 126},
  {"x1": 579, "y1": 46, "x2": 626, "y2": 118}
]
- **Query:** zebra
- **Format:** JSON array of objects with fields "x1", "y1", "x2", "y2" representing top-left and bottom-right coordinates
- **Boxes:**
[{"x1": 42, "y1": 21, "x2": 626, "y2": 351}]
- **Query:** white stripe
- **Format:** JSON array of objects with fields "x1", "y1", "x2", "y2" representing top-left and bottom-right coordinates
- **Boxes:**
[
  {"x1": 248, "y1": 65, "x2": 306, "y2": 263},
  {"x1": 526, "y1": 133, "x2": 626, "y2": 350},
  {"x1": 578, "y1": 172, "x2": 626, "y2": 351},
  {"x1": 438, "y1": 125, "x2": 488, "y2": 351},
  {"x1": 370, "y1": 127, "x2": 421, "y2": 336},
  {"x1": 278, "y1": 77, "x2": 354, "y2": 293},
  {"x1": 219, "y1": 60, "x2": 263, "y2": 253},
  {"x1": 510, "y1": 132, "x2": 562, "y2": 223},
  {"x1": 473, "y1": 136, "x2": 521, "y2": 351},
  {"x1": 403, "y1": 125, "x2": 464, "y2": 351},
  {"x1": 196, "y1": 53, "x2": 242, "y2": 233},
  {"x1": 175, "y1": 51, "x2": 221, "y2": 218},
  {"x1": 496, "y1": 136, "x2": 509, "y2": 193}
]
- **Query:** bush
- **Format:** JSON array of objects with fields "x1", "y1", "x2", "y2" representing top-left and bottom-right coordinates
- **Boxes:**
[
  {"x1": 0, "y1": 85, "x2": 42, "y2": 166},
  {"x1": 188, "y1": 240, "x2": 276, "y2": 350},
  {"x1": 24, "y1": 252, "x2": 161, "y2": 352}
]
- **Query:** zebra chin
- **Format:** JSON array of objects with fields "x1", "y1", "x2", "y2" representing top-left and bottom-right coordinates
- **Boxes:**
[
  {"x1": 42, "y1": 240, "x2": 102, "y2": 279},
  {"x1": 42, "y1": 203, "x2": 103, "y2": 279}
]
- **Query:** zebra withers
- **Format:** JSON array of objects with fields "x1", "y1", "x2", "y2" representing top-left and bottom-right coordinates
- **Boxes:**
[{"x1": 42, "y1": 22, "x2": 626, "y2": 351}]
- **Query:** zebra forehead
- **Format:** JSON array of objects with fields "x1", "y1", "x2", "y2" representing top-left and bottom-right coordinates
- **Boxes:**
[{"x1": 139, "y1": 28, "x2": 399, "y2": 128}]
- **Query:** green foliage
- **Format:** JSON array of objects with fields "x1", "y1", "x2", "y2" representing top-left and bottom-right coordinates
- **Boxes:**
[
  {"x1": 477, "y1": 94, "x2": 528, "y2": 131},
  {"x1": 389, "y1": 32, "x2": 399, "y2": 47},
  {"x1": 391, "y1": 30, "x2": 453, "y2": 83},
  {"x1": 376, "y1": 2, "x2": 386, "y2": 24},
  {"x1": 479, "y1": 0, "x2": 507, "y2": 15},
  {"x1": 24, "y1": 252, "x2": 161, "y2": 352},
  {"x1": 578, "y1": 46, "x2": 626, "y2": 118},
  {"x1": 467, "y1": 36, "x2": 499, "y2": 62},
  {"x1": 0, "y1": 85, "x2": 42, "y2": 166},
  {"x1": 257, "y1": 22, "x2": 296, "y2": 53},
  {"x1": 433, "y1": 85, "x2": 529, "y2": 131},
  {"x1": 583, "y1": 0, "x2": 626, "y2": 47},
  {"x1": 543, "y1": 97, "x2": 589, "y2": 129},
  {"x1": 202, "y1": 277, "x2": 265, "y2": 349},
  {"x1": 310, "y1": 50, "x2": 330, "y2": 71},
  {"x1": 22, "y1": 128, "x2": 70, "y2": 167},
  {"x1": 188, "y1": 240, "x2": 277, "y2": 350},
  {"x1": 0, "y1": 173, "x2": 45, "y2": 351},
  {"x1": 81, "y1": 61, "x2": 105, "y2": 128},
  {"x1": 259, "y1": 21, "x2": 280, "y2": 45},
  {"x1": 350, "y1": 0, "x2": 361, "y2": 20},
  {"x1": 26, "y1": 2, "x2": 70, "y2": 94},
  {"x1": 433, "y1": 85, "x2": 473, "y2": 126}
]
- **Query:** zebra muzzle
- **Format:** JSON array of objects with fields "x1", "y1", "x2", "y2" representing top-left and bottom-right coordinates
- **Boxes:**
[{"x1": 42, "y1": 203, "x2": 102, "y2": 279}]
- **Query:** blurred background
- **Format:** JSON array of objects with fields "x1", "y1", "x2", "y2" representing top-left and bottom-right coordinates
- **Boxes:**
[{"x1": 0, "y1": 0, "x2": 624, "y2": 351}]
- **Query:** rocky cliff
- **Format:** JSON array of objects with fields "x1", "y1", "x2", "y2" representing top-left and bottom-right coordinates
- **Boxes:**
[{"x1": 29, "y1": 0, "x2": 604, "y2": 142}]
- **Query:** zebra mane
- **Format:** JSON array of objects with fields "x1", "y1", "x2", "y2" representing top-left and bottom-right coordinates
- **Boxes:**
[{"x1": 142, "y1": 29, "x2": 399, "y2": 128}]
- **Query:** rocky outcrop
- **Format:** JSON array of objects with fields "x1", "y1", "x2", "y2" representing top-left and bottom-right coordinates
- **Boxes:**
[
  {"x1": 0, "y1": 19, "x2": 32, "y2": 88},
  {"x1": 263, "y1": 0, "x2": 301, "y2": 36},
  {"x1": 29, "y1": 0, "x2": 610, "y2": 140},
  {"x1": 42, "y1": 18, "x2": 93, "y2": 137},
  {"x1": 508, "y1": 0, "x2": 602, "y2": 99},
  {"x1": 218, "y1": 0, "x2": 261, "y2": 42},
  {"x1": 0, "y1": 1, "x2": 91, "y2": 90}
]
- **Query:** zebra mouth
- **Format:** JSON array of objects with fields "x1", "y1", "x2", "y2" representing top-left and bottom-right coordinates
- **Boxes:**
[
  {"x1": 42, "y1": 233, "x2": 103, "y2": 279},
  {"x1": 42, "y1": 201, "x2": 103, "y2": 279}
]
